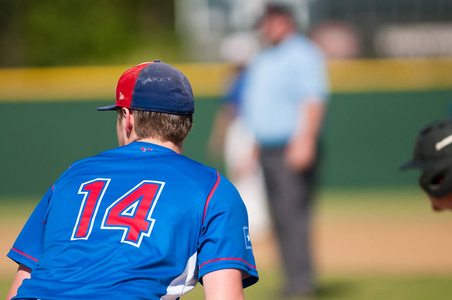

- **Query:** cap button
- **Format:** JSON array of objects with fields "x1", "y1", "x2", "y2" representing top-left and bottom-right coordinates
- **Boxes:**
[{"x1": 154, "y1": 59, "x2": 161, "y2": 63}]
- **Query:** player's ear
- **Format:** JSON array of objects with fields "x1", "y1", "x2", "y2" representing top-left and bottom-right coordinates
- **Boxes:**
[{"x1": 121, "y1": 108, "x2": 134, "y2": 134}]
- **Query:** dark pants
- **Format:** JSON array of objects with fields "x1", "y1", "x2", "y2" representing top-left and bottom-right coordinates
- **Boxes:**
[{"x1": 260, "y1": 146, "x2": 318, "y2": 295}]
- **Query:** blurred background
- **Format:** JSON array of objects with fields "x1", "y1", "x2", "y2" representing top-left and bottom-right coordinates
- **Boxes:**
[{"x1": 2, "y1": 0, "x2": 452, "y2": 299}]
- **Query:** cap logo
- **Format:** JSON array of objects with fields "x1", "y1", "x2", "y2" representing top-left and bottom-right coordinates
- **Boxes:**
[
  {"x1": 435, "y1": 134, "x2": 452, "y2": 151},
  {"x1": 119, "y1": 92, "x2": 125, "y2": 101}
]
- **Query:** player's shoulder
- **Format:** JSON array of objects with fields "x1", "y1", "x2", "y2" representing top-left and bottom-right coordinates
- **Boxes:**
[
  {"x1": 63, "y1": 146, "x2": 118, "y2": 169},
  {"x1": 52, "y1": 145, "x2": 129, "y2": 183},
  {"x1": 160, "y1": 148, "x2": 238, "y2": 198},
  {"x1": 172, "y1": 152, "x2": 223, "y2": 187},
  {"x1": 202, "y1": 170, "x2": 246, "y2": 219}
]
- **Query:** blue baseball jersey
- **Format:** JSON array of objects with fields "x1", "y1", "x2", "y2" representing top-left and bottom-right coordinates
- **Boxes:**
[{"x1": 8, "y1": 141, "x2": 258, "y2": 299}]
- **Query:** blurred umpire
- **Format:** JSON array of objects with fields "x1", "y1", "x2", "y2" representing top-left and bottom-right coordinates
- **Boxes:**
[
  {"x1": 240, "y1": 2, "x2": 329, "y2": 297},
  {"x1": 401, "y1": 119, "x2": 452, "y2": 211}
]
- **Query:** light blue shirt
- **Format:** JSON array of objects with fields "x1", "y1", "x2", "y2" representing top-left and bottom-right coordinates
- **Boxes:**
[{"x1": 241, "y1": 34, "x2": 329, "y2": 147}]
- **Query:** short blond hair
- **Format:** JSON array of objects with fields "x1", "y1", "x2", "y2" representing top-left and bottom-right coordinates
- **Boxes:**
[{"x1": 118, "y1": 109, "x2": 193, "y2": 144}]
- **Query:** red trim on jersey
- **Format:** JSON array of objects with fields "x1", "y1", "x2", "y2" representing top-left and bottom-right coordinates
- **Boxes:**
[
  {"x1": 199, "y1": 257, "x2": 256, "y2": 269},
  {"x1": 203, "y1": 171, "x2": 220, "y2": 224},
  {"x1": 11, "y1": 248, "x2": 38, "y2": 262},
  {"x1": 116, "y1": 62, "x2": 154, "y2": 108}
]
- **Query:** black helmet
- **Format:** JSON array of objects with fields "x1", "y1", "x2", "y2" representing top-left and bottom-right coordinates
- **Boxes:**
[{"x1": 400, "y1": 119, "x2": 452, "y2": 198}]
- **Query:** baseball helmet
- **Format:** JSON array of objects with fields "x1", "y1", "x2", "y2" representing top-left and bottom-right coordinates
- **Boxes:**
[{"x1": 400, "y1": 119, "x2": 452, "y2": 198}]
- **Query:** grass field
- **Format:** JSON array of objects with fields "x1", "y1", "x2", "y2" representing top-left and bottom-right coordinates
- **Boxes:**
[
  {"x1": 2, "y1": 188, "x2": 452, "y2": 299},
  {"x1": 2, "y1": 273, "x2": 452, "y2": 300},
  {"x1": 181, "y1": 273, "x2": 452, "y2": 300}
]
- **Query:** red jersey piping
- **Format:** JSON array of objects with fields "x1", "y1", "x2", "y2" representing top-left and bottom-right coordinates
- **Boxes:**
[
  {"x1": 200, "y1": 257, "x2": 256, "y2": 269},
  {"x1": 203, "y1": 171, "x2": 220, "y2": 224},
  {"x1": 11, "y1": 248, "x2": 38, "y2": 262}
]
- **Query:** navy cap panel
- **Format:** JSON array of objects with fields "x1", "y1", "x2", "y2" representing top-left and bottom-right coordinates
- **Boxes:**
[{"x1": 131, "y1": 62, "x2": 194, "y2": 115}]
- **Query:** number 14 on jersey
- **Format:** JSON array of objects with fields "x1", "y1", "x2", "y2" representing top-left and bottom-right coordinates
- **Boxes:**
[{"x1": 71, "y1": 179, "x2": 165, "y2": 247}]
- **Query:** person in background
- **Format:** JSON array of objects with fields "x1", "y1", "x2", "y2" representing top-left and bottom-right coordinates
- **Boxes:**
[
  {"x1": 240, "y1": 3, "x2": 330, "y2": 298},
  {"x1": 208, "y1": 32, "x2": 271, "y2": 240},
  {"x1": 401, "y1": 119, "x2": 452, "y2": 211}
]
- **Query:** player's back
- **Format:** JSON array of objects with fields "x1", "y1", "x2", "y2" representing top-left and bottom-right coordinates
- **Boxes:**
[{"x1": 14, "y1": 141, "x2": 220, "y2": 300}]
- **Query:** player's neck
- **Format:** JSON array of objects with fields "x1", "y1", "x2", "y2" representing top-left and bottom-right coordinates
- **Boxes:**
[
  {"x1": 120, "y1": 129, "x2": 183, "y2": 154},
  {"x1": 134, "y1": 137, "x2": 183, "y2": 154}
]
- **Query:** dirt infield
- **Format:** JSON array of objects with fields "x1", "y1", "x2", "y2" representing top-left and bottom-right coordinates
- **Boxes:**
[
  {"x1": 3, "y1": 190, "x2": 452, "y2": 279},
  {"x1": 253, "y1": 207, "x2": 452, "y2": 275}
]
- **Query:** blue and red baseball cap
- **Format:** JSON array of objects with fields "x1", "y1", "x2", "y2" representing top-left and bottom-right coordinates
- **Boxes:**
[{"x1": 97, "y1": 60, "x2": 194, "y2": 115}]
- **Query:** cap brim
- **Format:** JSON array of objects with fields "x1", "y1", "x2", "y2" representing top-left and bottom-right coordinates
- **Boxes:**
[
  {"x1": 399, "y1": 160, "x2": 418, "y2": 170},
  {"x1": 399, "y1": 159, "x2": 447, "y2": 171},
  {"x1": 97, "y1": 105, "x2": 118, "y2": 111}
]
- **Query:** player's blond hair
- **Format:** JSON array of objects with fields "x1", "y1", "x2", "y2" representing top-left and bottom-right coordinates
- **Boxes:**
[
  {"x1": 135, "y1": 110, "x2": 193, "y2": 144},
  {"x1": 118, "y1": 109, "x2": 193, "y2": 145}
]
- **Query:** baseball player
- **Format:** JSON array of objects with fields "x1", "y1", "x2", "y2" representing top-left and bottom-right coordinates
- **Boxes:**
[
  {"x1": 401, "y1": 119, "x2": 452, "y2": 211},
  {"x1": 7, "y1": 61, "x2": 258, "y2": 300}
]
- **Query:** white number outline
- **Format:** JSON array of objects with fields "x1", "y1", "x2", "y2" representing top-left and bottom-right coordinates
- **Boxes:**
[
  {"x1": 71, "y1": 178, "x2": 111, "y2": 241},
  {"x1": 100, "y1": 180, "x2": 165, "y2": 247}
]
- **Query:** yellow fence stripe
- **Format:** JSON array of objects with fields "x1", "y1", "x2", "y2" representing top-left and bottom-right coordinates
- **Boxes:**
[
  {"x1": 0, "y1": 58, "x2": 452, "y2": 102},
  {"x1": 0, "y1": 63, "x2": 233, "y2": 102},
  {"x1": 329, "y1": 57, "x2": 452, "y2": 93}
]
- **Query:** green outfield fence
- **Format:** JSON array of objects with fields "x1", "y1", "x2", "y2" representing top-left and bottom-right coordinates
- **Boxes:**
[{"x1": 1, "y1": 59, "x2": 452, "y2": 197}]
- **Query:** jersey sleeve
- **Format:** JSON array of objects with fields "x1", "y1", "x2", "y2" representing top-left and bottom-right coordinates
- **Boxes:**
[
  {"x1": 197, "y1": 172, "x2": 259, "y2": 288},
  {"x1": 7, "y1": 186, "x2": 52, "y2": 269}
]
